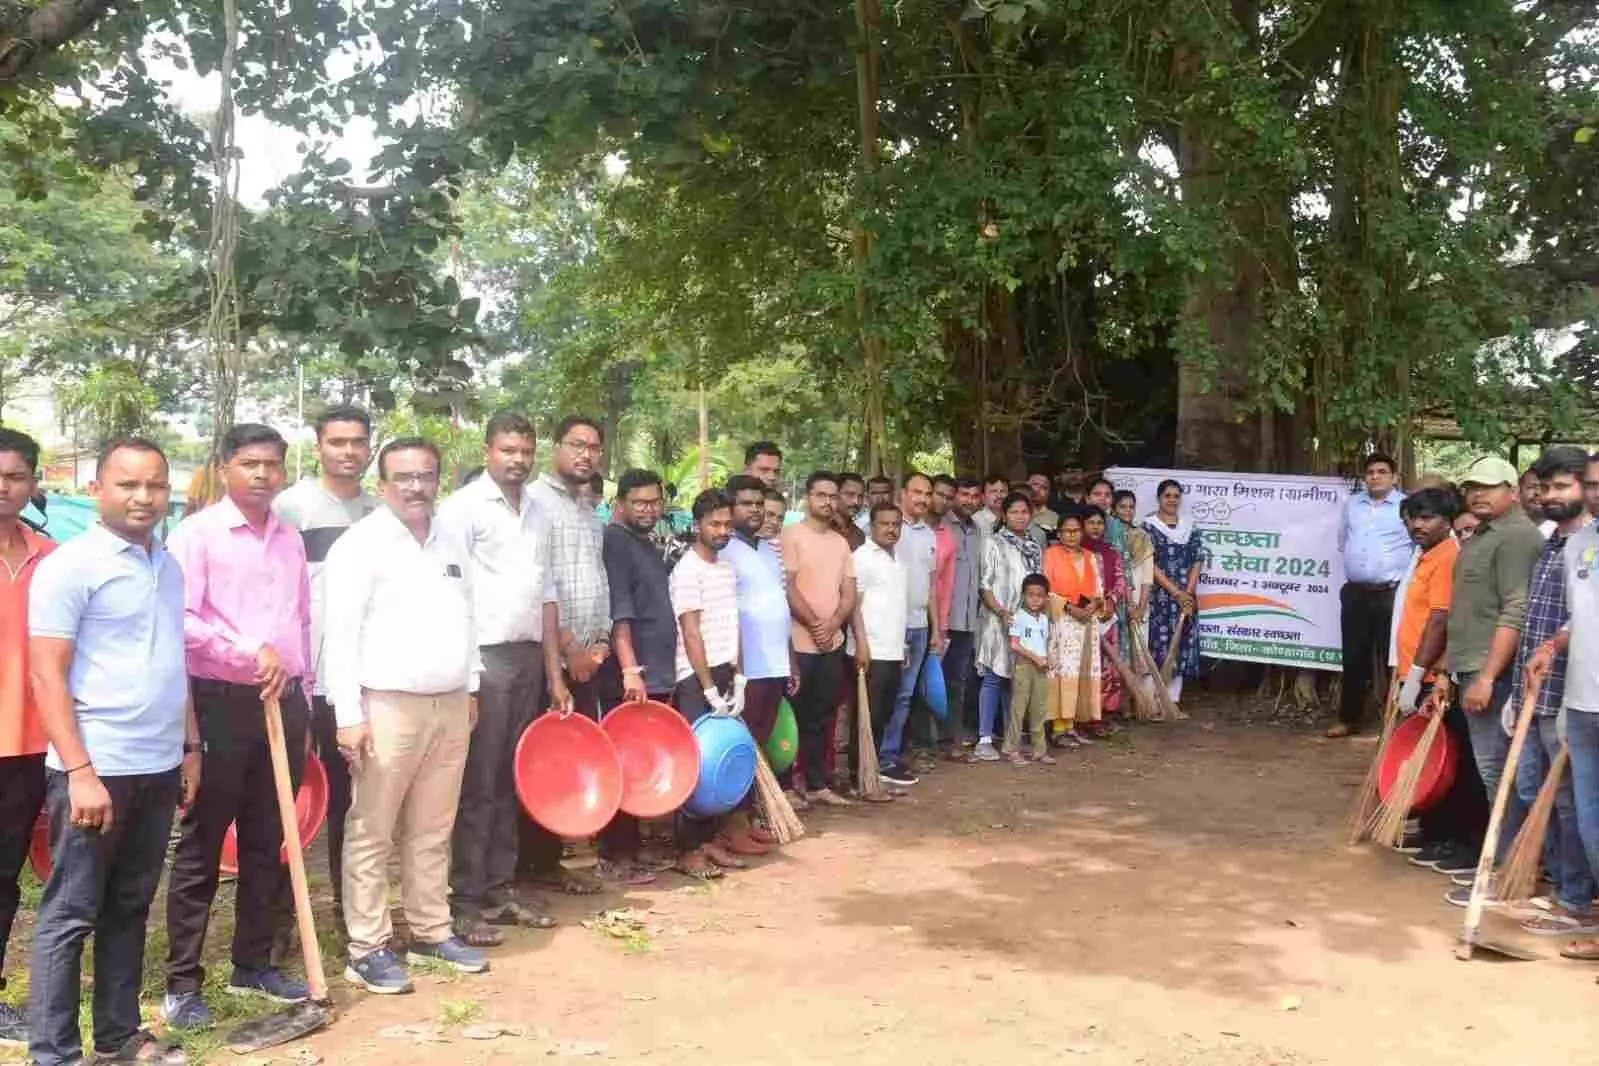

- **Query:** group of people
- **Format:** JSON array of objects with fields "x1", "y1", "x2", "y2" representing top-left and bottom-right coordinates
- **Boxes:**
[
  {"x1": 1328, "y1": 447, "x2": 1599, "y2": 958},
  {"x1": 0, "y1": 409, "x2": 1213, "y2": 1064}
]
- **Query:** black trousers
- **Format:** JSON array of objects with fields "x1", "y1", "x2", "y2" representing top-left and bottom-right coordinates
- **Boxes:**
[
  {"x1": 452, "y1": 641, "x2": 543, "y2": 914},
  {"x1": 165, "y1": 679, "x2": 307, "y2": 995},
  {"x1": 1417, "y1": 697, "x2": 1490, "y2": 851},
  {"x1": 30, "y1": 768, "x2": 180, "y2": 1066},
  {"x1": 794, "y1": 649, "x2": 845, "y2": 791},
  {"x1": 856, "y1": 660, "x2": 902, "y2": 776},
  {"x1": 1338, "y1": 583, "x2": 1396, "y2": 729},
  {"x1": 0, "y1": 752, "x2": 45, "y2": 985},
  {"x1": 672, "y1": 663, "x2": 737, "y2": 849},
  {"x1": 940, "y1": 630, "x2": 976, "y2": 749},
  {"x1": 309, "y1": 694, "x2": 352, "y2": 905}
]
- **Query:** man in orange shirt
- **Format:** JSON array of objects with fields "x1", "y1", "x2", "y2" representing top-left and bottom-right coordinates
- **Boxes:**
[
  {"x1": 1390, "y1": 486, "x2": 1488, "y2": 873},
  {"x1": 0, "y1": 428, "x2": 55, "y2": 1044}
]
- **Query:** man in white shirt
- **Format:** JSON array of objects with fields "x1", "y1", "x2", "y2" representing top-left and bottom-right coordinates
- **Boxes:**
[
  {"x1": 851, "y1": 502, "x2": 908, "y2": 793},
  {"x1": 973, "y1": 474, "x2": 1008, "y2": 537},
  {"x1": 323, "y1": 438, "x2": 484, "y2": 995},
  {"x1": 879, "y1": 473, "x2": 940, "y2": 785},
  {"x1": 271, "y1": 405, "x2": 378, "y2": 911},
  {"x1": 437, "y1": 412, "x2": 565, "y2": 946}
]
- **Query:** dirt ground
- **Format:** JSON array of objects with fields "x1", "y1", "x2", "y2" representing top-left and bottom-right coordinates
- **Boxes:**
[{"x1": 9, "y1": 698, "x2": 1597, "y2": 1065}]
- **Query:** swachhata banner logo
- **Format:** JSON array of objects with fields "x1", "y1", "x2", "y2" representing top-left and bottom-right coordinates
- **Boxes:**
[{"x1": 1106, "y1": 467, "x2": 1354, "y2": 671}]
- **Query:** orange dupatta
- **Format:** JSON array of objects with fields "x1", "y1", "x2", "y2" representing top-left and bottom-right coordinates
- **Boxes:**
[{"x1": 1044, "y1": 545, "x2": 1102, "y2": 605}]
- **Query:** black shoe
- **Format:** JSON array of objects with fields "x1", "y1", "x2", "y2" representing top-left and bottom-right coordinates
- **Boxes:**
[
  {"x1": 0, "y1": 1001, "x2": 26, "y2": 1046},
  {"x1": 1394, "y1": 830, "x2": 1427, "y2": 855},
  {"x1": 1433, "y1": 849, "x2": 1478, "y2": 877},
  {"x1": 1408, "y1": 842, "x2": 1455, "y2": 869},
  {"x1": 879, "y1": 763, "x2": 919, "y2": 786}
]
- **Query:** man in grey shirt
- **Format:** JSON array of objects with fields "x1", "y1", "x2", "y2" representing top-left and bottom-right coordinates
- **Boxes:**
[{"x1": 271, "y1": 405, "x2": 378, "y2": 913}]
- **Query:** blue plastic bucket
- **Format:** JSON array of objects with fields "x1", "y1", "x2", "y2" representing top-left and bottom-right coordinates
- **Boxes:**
[{"x1": 685, "y1": 714, "x2": 758, "y2": 818}]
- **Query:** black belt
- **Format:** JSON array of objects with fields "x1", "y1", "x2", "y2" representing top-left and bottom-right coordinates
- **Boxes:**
[{"x1": 1347, "y1": 581, "x2": 1398, "y2": 592}]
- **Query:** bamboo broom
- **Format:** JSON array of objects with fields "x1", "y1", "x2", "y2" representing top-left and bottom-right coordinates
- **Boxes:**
[
  {"x1": 1161, "y1": 610, "x2": 1190, "y2": 684},
  {"x1": 1131, "y1": 626, "x2": 1179, "y2": 722},
  {"x1": 855, "y1": 668, "x2": 888, "y2": 800},
  {"x1": 752, "y1": 750, "x2": 805, "y2": 844},
  {"x1": 1345, "y1": 680, "x2": 1402, "y2": 845},
  {"x1": 1367, "y1": 678, "x2": 1452, "y2": 847},
  {"x1": 1102, "y1": 635, "x2": 1155, "y2": 722},
  {"x1": 1498, "y1": 743, "x2": 1567, "y2": 902}
]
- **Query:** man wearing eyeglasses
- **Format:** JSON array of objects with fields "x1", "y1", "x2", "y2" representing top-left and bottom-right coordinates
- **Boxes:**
[
  {"x1": 323, "y1": 438, "x2": 484, "y2": 995},
  {"x1": 522, "y1": 415, "x2": 613, "y2": 896}
]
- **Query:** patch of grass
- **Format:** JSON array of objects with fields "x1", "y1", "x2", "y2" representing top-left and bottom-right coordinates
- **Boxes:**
[
  {"x1": 17, "y1": 868, "x2": 41, "y2": 912},
  {"x1": 438, "y1": 998, "x2": 482, "y2": 1027},
  {"x1": 407, "y1": 955, "x2": 462, "y2": 984}
]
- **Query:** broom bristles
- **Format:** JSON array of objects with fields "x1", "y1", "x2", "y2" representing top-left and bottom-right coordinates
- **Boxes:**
[
  {"x1": 753, "y1": 752, "x2": 805, "y2": 844},
  {"x1": 1131, "y1": 629, "x2": 1176, "y2": 722},
  {"x1": 855, "y1": 669, "x2": 887, "y2": 799},
  {"x1": 1346, "y1": 684, "x2": 1403, "y2": 845},
  {"x1": 1499, "y1": 745, "x2": 1568, "y2": 901},
  {"x1": 1103, "y1": 636, "x2": 1156, "y2": 722},
  {"x1": 1368, "y1": 711, "x2": 1445, "y2": 847}
]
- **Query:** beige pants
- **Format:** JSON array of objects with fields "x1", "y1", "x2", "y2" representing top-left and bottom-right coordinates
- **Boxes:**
[{"x1": 342, "y1": 688, "x2": 471, "y2": 958}]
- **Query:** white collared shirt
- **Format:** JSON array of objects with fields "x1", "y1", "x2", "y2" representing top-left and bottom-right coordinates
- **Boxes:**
[
  {"x1": 852, "y1": 540, "x2": 908, "y2": 662},
  {"x1": 322, "y1": 506, "x2": 479, "y2": 727},
  {"x1": 437, "y1": 474, "x2": 557, "y2": 646}
]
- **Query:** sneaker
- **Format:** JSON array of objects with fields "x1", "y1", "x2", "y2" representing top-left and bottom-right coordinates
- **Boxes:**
[
  {"x1": 93, "y1": 1028, "x2": 188, "y2": 1064},
  {"x1": 1445, "y1": 884, "x2": 1478, "y2": 908},
  {"x1": 408, "y1": 936, "x2": 490, "y2": 975},
  {"x1": 974, "y1": 740, "x2": 1001, "y2": 762},
  {"x1": 161, "y1": 991, "x2": 214, "y2": 1031},
  {"x1": 1433, "y1": 851, "x2": 1478, "y2": 877},
  {"x1": 0, "y1": 1001, "x2": 27, "y2": 1046},
  {"x1": 1451, "y1": 871, "x2": 1477, "y2": 887},
  {"x1": 345, "y1": 947, "x2": 414, "y2": 995},
  {"x1": 226, "y1": 965, "x2": 310, "y2": 1004},
  {"x1": 879, "y1": 763, "x2": 919, "y2": 786},
  {"x1": 1394, "y1": 830, "x2": 1427, "y2": 854},
  {"x1": 1407, "y1": 842, "x2": 1455, "y2": 868}
]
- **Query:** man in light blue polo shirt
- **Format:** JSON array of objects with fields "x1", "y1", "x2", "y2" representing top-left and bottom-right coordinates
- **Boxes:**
[
  {"x1": 1328, "y1": 452, "x2": 1411, "y2": 738},
  {"x1": 26, "y1": 437, "x2": 200, "y2": 1066}
]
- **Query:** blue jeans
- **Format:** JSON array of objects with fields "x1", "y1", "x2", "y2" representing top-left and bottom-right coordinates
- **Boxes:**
[
  {"x1": 1515, "y1": 714, "x2": 1595, "y2": 910},
  {"x1": 977, "y1": 671, "x2": 1010, "y2": 741},
  {"x1": 30, "y1": 768, "x2": 180, "y2": 1066},
  {"x1": 881, "y1": 627, "x2": 928, "y2": 766},
  {"x1": 1563, "y1": 711, "x2": 1599, "y2": 905},
  {"x1": 1460, "y1": 671, "x2": 1525, "y2": 857}
]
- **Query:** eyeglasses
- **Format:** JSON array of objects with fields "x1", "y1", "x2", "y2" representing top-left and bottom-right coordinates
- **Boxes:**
[
  {"x1": 560, "y1": 439, "x2": 603, "y2": 456},
  {"x1": 387, "y1": 472, "x2": 439, "y2": 487}
]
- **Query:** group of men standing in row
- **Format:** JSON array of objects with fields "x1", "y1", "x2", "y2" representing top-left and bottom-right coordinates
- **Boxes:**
[{"x1": 1331, "y1": 447, "x2": 1599, "y2": 956}]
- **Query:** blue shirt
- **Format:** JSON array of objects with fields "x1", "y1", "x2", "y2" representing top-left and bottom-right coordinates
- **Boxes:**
[
  {"x1": 1340, "y1": 489, "x2": 1410, "y2": 585},
  {"x1": 28, "y1": 523, "x2": 189, "y2": 776},
  {"x1": 722, "y1": 533, "x2": 791, "y2": 681}
]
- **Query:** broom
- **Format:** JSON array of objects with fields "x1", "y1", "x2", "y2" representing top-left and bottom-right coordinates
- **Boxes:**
[
  {"x1": 1367, "y1": 678, "x2": 1451, "y2": 847},
  {"x1": 1344, "y1": 679, "x2": 1402, "y2": 845},
  {"x1": 1131, "y1": 626, "x2": 1178, "y2": 722},
  {"x1": 1498, "y1": 743, "x2": 1567, "y2": 902},
  {"x1": 752, "y1": 749, "x2": 805, "y2": 844},
  {"x1": 854, "y1": 667, "x2": 888, "y2": 800},
  {"x1": 1102, "y1": 635, "x2": 1155, "y2": 722},
  {"x1": 1161, "y1": 609, "x2": 1190, "y2": 684}
]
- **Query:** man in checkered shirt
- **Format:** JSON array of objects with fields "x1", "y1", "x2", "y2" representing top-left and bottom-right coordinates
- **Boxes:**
[{"x1": 1507, "y1": 446, "x2": 1597, "y2": 933}]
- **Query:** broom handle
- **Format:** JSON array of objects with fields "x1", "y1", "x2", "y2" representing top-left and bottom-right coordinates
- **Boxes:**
[
  {"x1": 1161, "y1": 609, "x2": 1189, "y2": 684},
  {"x1": 264, "y1": 695, "x2": 329, "y2": 1000},
  {"x1": 1457, "y1": 677, "x2": 1540, "y2": 960}
]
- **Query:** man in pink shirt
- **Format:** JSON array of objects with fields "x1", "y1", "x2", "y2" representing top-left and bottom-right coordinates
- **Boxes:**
[{"x1": 161, "y1": 424, "x2": 314, "y2": 1030}]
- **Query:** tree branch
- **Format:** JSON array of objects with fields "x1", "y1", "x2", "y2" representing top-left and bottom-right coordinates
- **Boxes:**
[{"x1": 0, "y1": 0, "x2": 117, "y2": 85}]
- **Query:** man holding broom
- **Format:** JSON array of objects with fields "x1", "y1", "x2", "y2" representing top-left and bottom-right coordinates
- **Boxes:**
[
  {"x1": 1443, "y1": 456, "x2": 1545, "y2": 907},
  {"x1": 723, "y1": 476, "x2": 796, "y2": 843},
  {"x1": 161, "y1": 424, "x2": 314, "y2": 1030},
  {"x1": 1502, "y1": 447, "x2": 1599, "y2": 930},
  {"x1": 851, "y1": 501, "x2": 909, "y2": 798}
]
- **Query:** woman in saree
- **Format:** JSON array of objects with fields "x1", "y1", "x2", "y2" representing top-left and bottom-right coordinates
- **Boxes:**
[
  {"x1": 1082, "y1": 506, "x2": 1126, "y2": 728},
  {"x1": 1142, "y1": 478, "x2": 1203, "y2": 710},
  {"x1": 1114, "y1": 490, "x2": 1156, "y2": 685},
  {"x1": 975, "y1": 492, "x2": 1042, "y2": 761},
  {"x1": 1042, "y1": 512, "x2": 1104, "y2": 747}
]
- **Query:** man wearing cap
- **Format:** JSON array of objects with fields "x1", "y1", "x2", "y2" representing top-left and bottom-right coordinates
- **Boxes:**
[
  {"x1": 1444, "y1": 454, "x2": 1544, "y2": 897},
  {"x1": 1328, "y1": 453, "x2": 1409, "y2": 739}
]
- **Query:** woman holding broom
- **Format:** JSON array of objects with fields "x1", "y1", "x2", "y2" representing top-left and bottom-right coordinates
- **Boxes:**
[
  {"x1": 1083, "y1": 506, "x2": 1126, "y2": 730},
  {"x1": 1143, "y1": 479, "x2": 1203, "y2": 709},
  {"x1": 1044, "y1": 512, "x2": 1105, "y2": 747}
]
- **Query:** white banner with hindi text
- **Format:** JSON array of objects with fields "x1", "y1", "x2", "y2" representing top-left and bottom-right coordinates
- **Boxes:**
[{"x1": 1105, "y1": 467, "x2": 1354, "y2": 671}]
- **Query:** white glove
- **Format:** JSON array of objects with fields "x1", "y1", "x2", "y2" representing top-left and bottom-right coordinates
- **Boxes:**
[
  {"x1": 1558, "y1": 704, "x2": 1569, "y2": 746},
  {"x1": 705, "y1": 688, "x2": 733, "y2": 716},
  {"x1": 731, "y1": 674, "x2": 748, "y2": 717},
  {"x1": 1398, "y1": 666, "x2": 1425, "y2": 714}
]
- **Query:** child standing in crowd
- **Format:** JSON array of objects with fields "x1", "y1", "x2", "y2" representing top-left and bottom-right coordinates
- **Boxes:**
[{"x1": 1005, "y1": 575, "x2": 1055, "y2": 765}]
